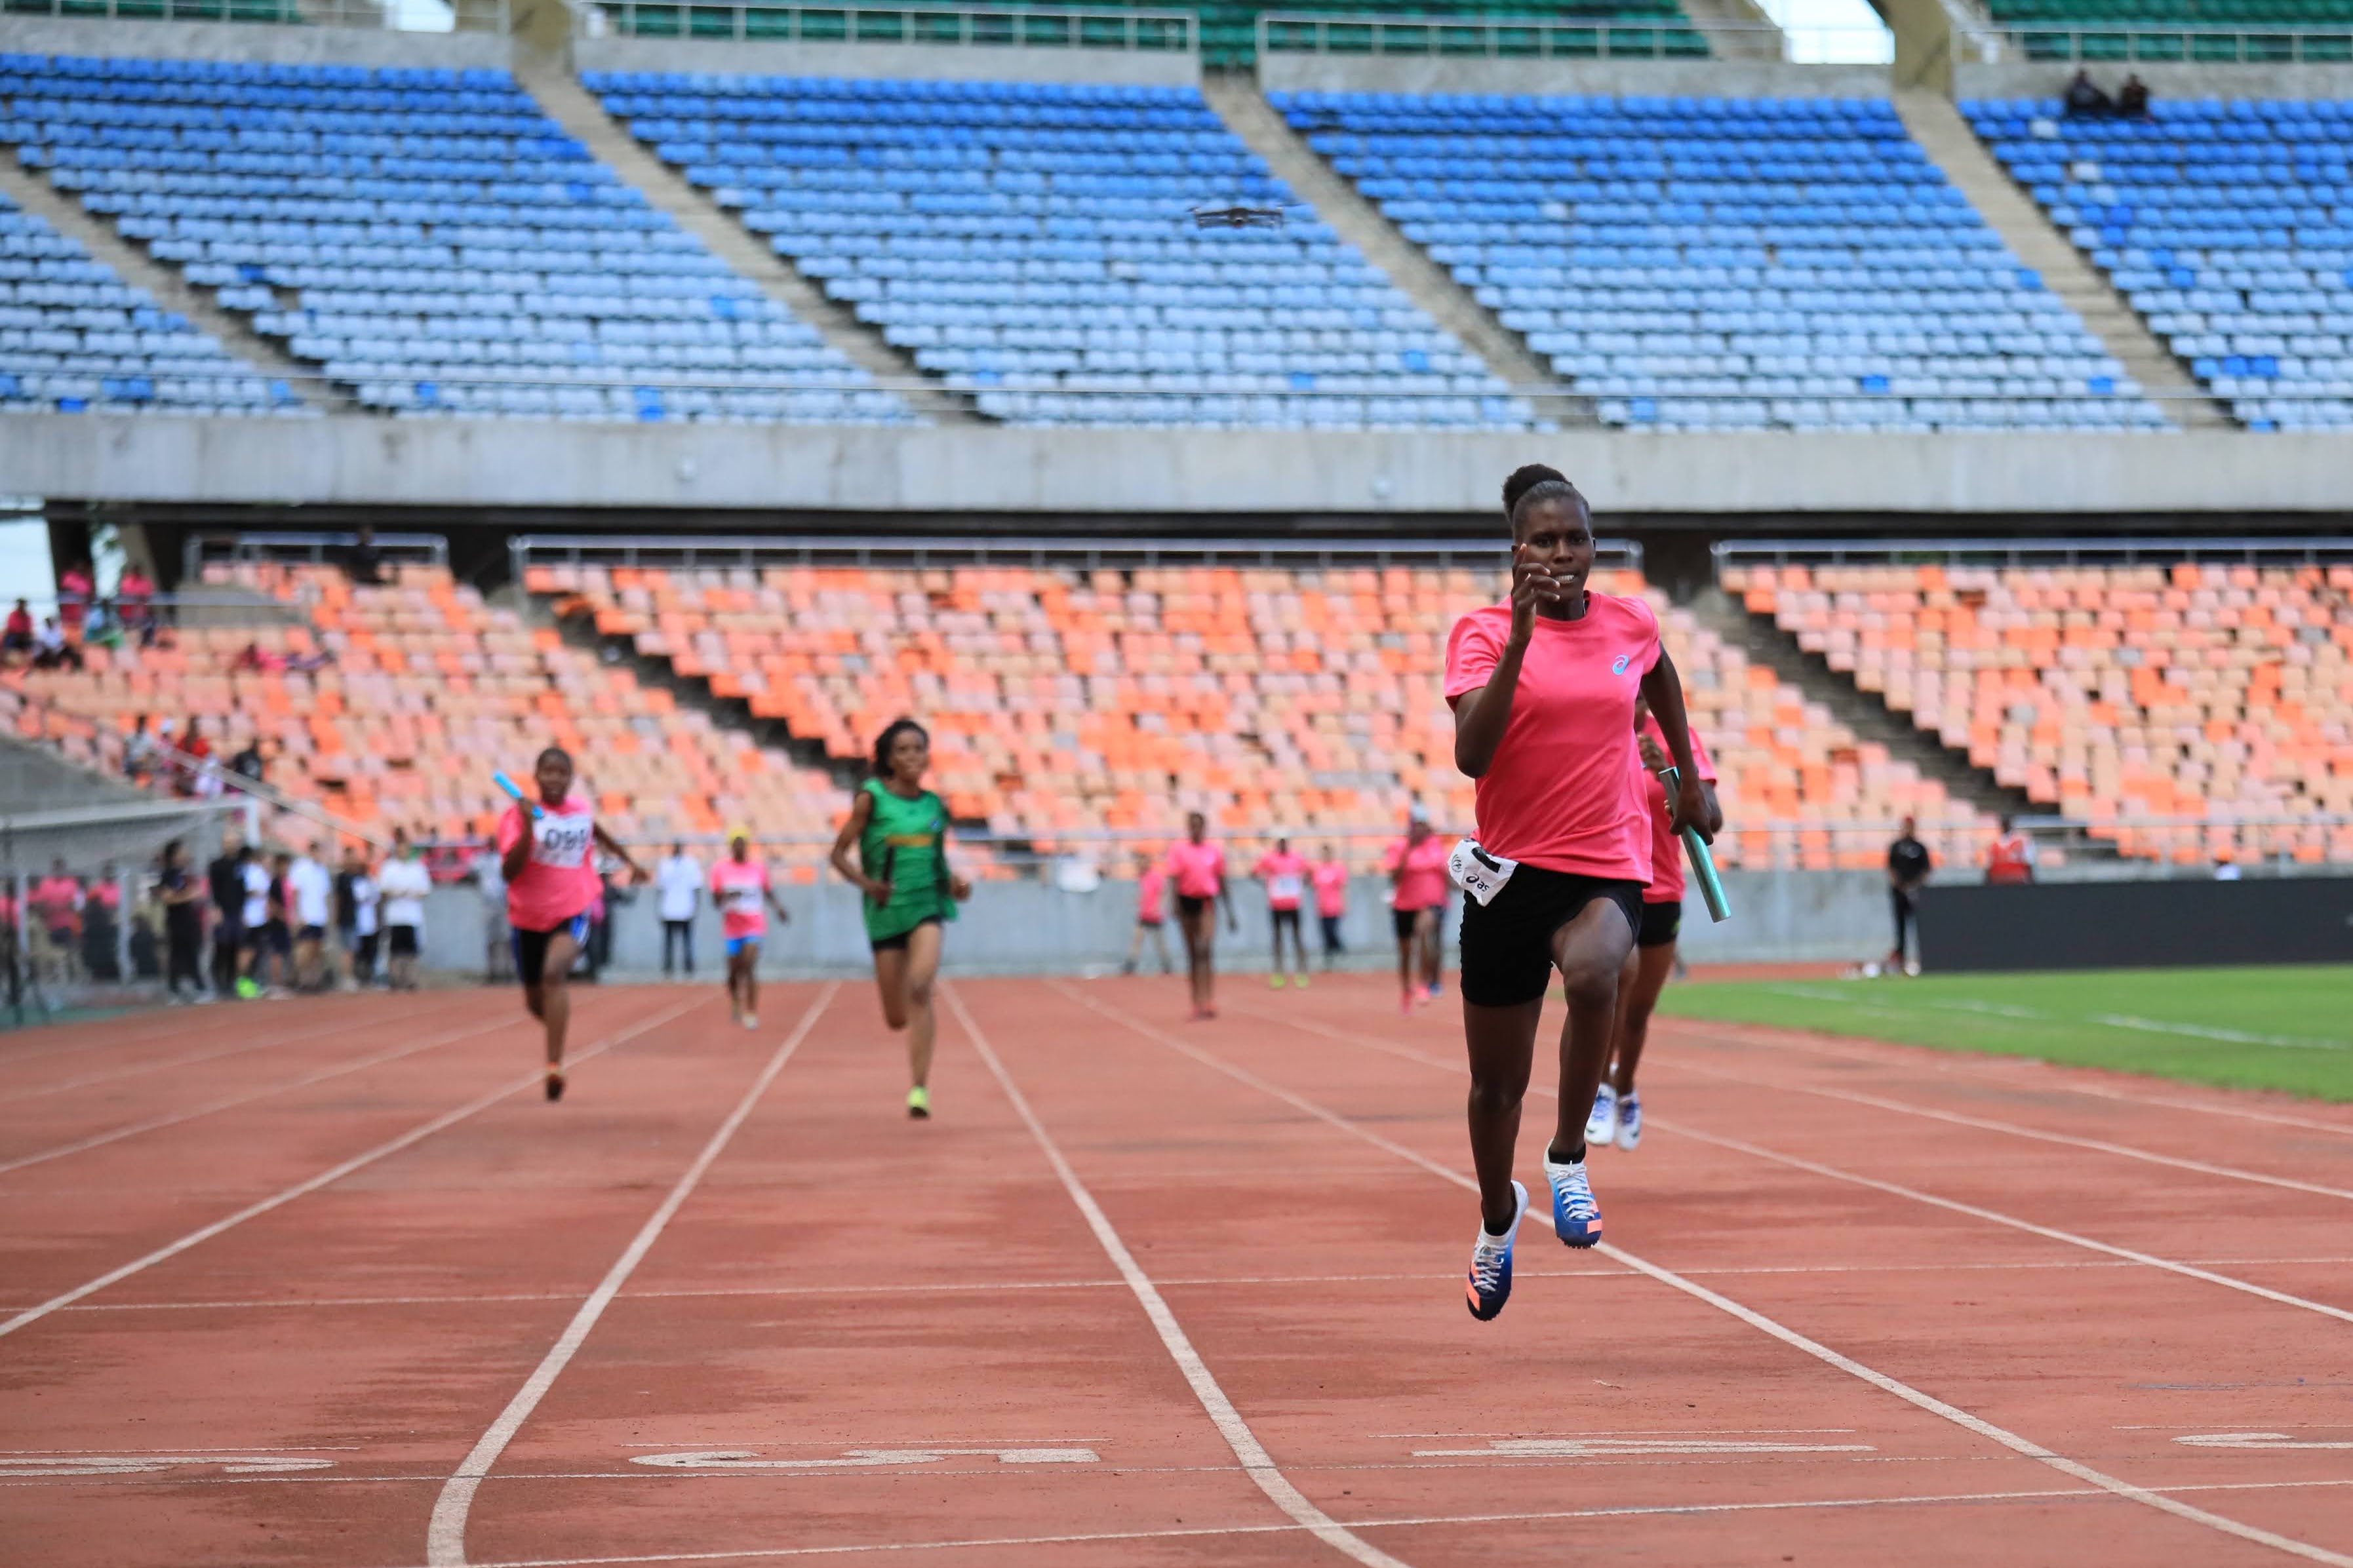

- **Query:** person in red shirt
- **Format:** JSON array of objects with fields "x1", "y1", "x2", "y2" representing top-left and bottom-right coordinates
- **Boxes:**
[
  {"x1": 1252, "y1": 836, "x2": 1311, "y2": 990},
  {"x1": 1164, "y1": 811, "x2": 1235, "y2": 1020},
  {"x1": 498, "y1": 746, "x2": 644, "y2": 1100},
  {"x1": 1985, "y1": 815, "x2": 2037, "y2": 884},
  {"x1": 2, "y1": 598, "x2": 31, "y2": 663},
  {"x1": 1310, "y1": 843, "x2": 1349, "y2": 970},
  {"x1": 1588, "y1": 699, "x2": 1724, "y2": 1155},
  {"x1": 56, "y1": 562, "x2": 91, "y2": 635},
  {"x1": 1383, "y1": 808, "x2": 1452, "y2": 1013},
  {"x1": 1446, "y1": 467, "x2": 1709, "y2": 1322},
  {"x1": 1122, "y1": 848, "x2": 1172, "y2": 976}
]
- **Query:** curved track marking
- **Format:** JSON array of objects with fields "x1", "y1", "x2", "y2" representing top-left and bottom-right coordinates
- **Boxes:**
[
  {"x1": 1669, "y1": 1059, "x2": 2353, "y2": 1204},
  {"x1": 941, "y1": 981, "x2": 1413, "y2": 1568},
  {"x1": 0, "y1": 1013, "x2": 517, "y2": 1177},
  {"x1": 0, "y1": 994, "x2": 709, "y2": 1343},
  {"x1": 1671, "y1": 1019, "x2": 2353, "y2": 1143},
  {"x1": 425, "y1": 985, "x2": 837, "y2": 1568},
  {"x1": 1078, "y1": 988, "x2": 2353, "y2": 1567}
]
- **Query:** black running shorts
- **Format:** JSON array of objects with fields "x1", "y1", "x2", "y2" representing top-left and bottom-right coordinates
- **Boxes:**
[
  {"x1": 1636, "y1": 899, "x2": 1683, "y2": 949},
  {"x1": 1458, "y1": 867, "x2": 1644, "y2": 1008}
]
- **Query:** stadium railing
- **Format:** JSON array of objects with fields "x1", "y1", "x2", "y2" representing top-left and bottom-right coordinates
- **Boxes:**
[
  {"x1": 587, "y1": 0, "x2": 1196, "y2": 50},
  {"x1": 182, "y1": 531, "x2": 450, "y2": 578},
  {"x1": 0, "y1": 0, "x2": 512, "y2": 28},
  {"x1": 1252, "y1": 10, "x2": 1888, "y2": 63},
  {"x1": 1996, "y1": 23, "x2": 2353, "y2": 64}
]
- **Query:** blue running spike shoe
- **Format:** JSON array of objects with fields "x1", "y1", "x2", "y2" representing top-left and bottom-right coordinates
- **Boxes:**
[
  {"x1": 1544, "y1": 1150, "x2": 1603, "y2": 1247},
  {"x1": 1617, "y1": 1090, "x2": 1642, "y2": 1152},
  {"x1": 1585, "y1": 1083, "x2": 1617, "y2": 1150},
  {"x1": 1465, "y1": 1180, "x2": 1530, "y2": 1322}
]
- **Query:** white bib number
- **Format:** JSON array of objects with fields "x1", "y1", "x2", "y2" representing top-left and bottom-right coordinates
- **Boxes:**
[
  {"x1": 1269, "y1": 873, "x2": 1303, "y2": 903},
  {"x1": 1448, "y1": 838, "x2": 1518, "y2": 907},
  {"x1": 533, "y1": 817, "x2": 593, "y2": 869}
]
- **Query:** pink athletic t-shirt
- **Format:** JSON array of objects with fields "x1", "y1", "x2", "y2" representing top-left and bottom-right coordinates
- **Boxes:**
[
  {"x1": 1254, "y1": 850, "x2": 1308, "y2": 911},
  {"x1": 1444, "y1": 593, "x2": 1661, "y2": 881},
  {"x1": 710, "y1": 858, "x2": 771, "y2": 939},
  {"x1": 499, "y1": 794, "x2": 601, "y2": 931},
  {"x1": 1311, "y1": 860, "x2": 1348, "y2": 918},
  {"x1": 1166, "y1": 840, "x2": 1225, "y2": 900},
  {"x1": 1637, "y1": 715, "x2": 1714, "y2": 903},
  {"x1": 1136, "y1": 863, "x2": 1168, "y2": 923},
  {"x1": 1383, "y1": 834, "x2": 1452, "y2": 911}
]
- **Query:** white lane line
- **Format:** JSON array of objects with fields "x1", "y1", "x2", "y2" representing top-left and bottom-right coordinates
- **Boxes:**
[
  {"x1": 1650, "y1": 1117, "x2": 2353, "y2": 1327},
  {"x1": 1073, "y1": 987, "x2": 2353, "y2": 1567},
  {"x1": 1671, "y1": 1060, "x2": 2353, "y2": 1205},
  {"x1": 1667, "y1": 1019, "x2": 2353, "y2": 1143},
  {"x1": 424, "y1": 985, "x2": 836, "y2": 1568},
  {"x1": 0, "y1": 1013, "x2": 517, "y2": 1177},
  {"x1": 941, "y1": 981, "x2": 1412, "y2": 1568},
  {"x1": 380, "y1": 1478, "x2": 2353, "y2": 1568},
  {"x1": 0, "y1": 995, "x2": 709, "y2": 1343},
  {"x1": 7, "y1": 999, "x2": 474, "y2": 1105}
]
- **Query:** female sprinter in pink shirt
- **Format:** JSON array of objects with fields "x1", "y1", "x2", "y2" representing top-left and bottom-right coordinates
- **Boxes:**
[
  {"x1": 1252, "y1": 836, "x2": 1309, "y2": 989},
  {"x1": 1165, "y1": 811, "x2": 1235, "y2": 1019},
  {"x1": 1447, "y1": 471, "x2": 1709, "y2": 1321},
  {"x1": 711, "y1": 827, "x2": 791, "y2": 1031},
  {"x1": 1383, "y1": 806, "x2": 1452, "y2": 1012},
  {"x1": 499, "y1": 747, "x2": 644, "y2": 1101},
  {"x1": 1587, "y1": 699, "x2": 1721, "y2": 1153}
]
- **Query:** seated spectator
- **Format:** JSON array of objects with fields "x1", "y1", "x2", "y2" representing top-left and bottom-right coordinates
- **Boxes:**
[
  {"x1": 116, "y1": 565, "x2": 155, "y2": 644},
  {"x1": 124, "y1": 714, "x2": 157, "y2": 783},
  {"x1": 176, "y1": 716, "x2": 212, "y2": 798},
  {"x1": 56, "y1": 560, "x2": 91, "y2": 635},
  {"x1": 2117, "y1": 74, "x2": 2151, "y2": 119},
  {"x1": 2065, "y1": 69, "x2": 2116, "y2": 118},
  {"x1": 230, "y1": 737, "x2": 266, "y2": 785},
  {"x1": 2, "y1": 598, "x2": 31, "y2": 663},
  {"x1": 31, "y1": 616, "x2": 80, "y2": 671},
  {"x1": 346, "y1": 525, "x2": 386, "y2": 587}
]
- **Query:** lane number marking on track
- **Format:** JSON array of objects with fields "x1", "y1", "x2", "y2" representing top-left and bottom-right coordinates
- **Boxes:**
[
  {"x1": 631, "y1": 1447, "x2": 1098, "y2": 1471},
  {"x1": 0, "y1": 1454, "x2": 337, "y2": 1478},
  {"x1": 2177, "y1": 1434, "x2": 2353, "y2": 1452},
  {"x1": 1412, "y1": 1438, "x2": 1878, "y2": 1459}
]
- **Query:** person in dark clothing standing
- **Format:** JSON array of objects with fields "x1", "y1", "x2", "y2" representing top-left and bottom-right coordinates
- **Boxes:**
[
  {"x1": 158, "y1": 840, "x2": 207, "y2": 1000},
  {"x1": 207, "y1": 835, "x2": 247, "y2": 997},
  {"x1": 1886, "y1": 816, "x2": 1932, "y2": 975}
]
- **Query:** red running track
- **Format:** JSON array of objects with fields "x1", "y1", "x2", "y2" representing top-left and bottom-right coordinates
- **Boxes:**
[{"x1": 1, "y1": 975, "x2": 2348, "y2": 1567}]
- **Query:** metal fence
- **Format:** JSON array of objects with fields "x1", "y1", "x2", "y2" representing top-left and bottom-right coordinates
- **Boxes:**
[
  {"x1": 0, "y1": 0, "x2": 511, "y2": 30},
  {"x1": 182, "y1": 530, "x2": 450, "y2": 578},
  {"x1": 2000, "y1": 23, "x2": 2353, "y2": 64},
  {"x1": 1256, "y1": 9, "x2": 1749, "y2": 61},
  {"x1": 589, "y1": 0, "x2": 1195, "y2": 50}
]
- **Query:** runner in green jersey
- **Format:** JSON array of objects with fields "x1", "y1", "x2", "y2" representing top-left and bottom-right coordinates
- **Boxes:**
[{"x1": 829, "y1": 718, "x2": 970, "y2": 1119}]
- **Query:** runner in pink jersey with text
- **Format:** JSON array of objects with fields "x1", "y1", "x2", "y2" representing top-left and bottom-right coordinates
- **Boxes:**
[
  {"x1": 1252, "y1": 836, "x2": 1311, "y2": 989},
  {"x1": 711, "y1": 828, "x2": 792, "y2": 1032},
  {"x1": 1164, "y1": 811, "x2": 1235, "y2": 1019}
]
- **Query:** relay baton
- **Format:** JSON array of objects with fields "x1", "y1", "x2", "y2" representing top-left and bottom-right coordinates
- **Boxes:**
[
  {"x1": 492, "y1": 770, "x2": 544, "y2": 821},
  {"x1": 1661, "y1": 766, "x2": 1730, "y2": 923}
]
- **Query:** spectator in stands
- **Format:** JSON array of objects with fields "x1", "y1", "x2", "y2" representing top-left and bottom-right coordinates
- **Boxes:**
[
  {"x1": 156, "y1": 840, "x2": 207, "y2": 1003},
  {"x1": 2117, "y1": 74, "x2": 2151, "y2": 119},
  {"x1": 470, "y1": 842, "x2": 510, "y2": 984},
  {"x1": 56, "y1": 560, "x2": 91, "y2": 635},
  {"x1": 654, "y1": 841, "x2": 702, "y2": 977},
  {"x1": 229, "y1": 736, "x2": 266, "y2": 785},
  {"x1": 336, "y1": 846, "x2": 380, "y2": 989},
  {"x1": 31, "y1": 616, "x2": 80, "y2": 671},
  {"x1": 346, "y1": 526, "x2": 386, "y2": 587},
  {"x1": 377, "y1": 828, "x2": 431, "y2": 992},
  {"x1": 287, "y1": 840, "x2": 334, "y2": 992},
  {"x1": 2064, "y1": 69, "x2": 2116, "y2": 118},
  {"x1": 116, "y1": 564, "x2": 155, "y2": 645},
  {"x1": 124, "y1": 714, "x2": 157, "y2": 784},
  {"x1": 1886, "y1": 817, "x2": 1931, "y2": 976},
  {"x1": 207, "y1": 833, "x2": 247, "y2": 998},
  {"x1": 2, "y1": 598, "x2": 31, "y2": 663},
  {"x1": 1985, "y1": 815, "x2": 2038, "y2": 885},
  {"x1": 178, "y1": 718, "x2": 216, "y2": 799}
]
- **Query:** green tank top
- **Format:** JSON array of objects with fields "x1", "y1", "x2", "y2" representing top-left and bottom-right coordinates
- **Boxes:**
[{"x1": 858, "y1": 779, "x2": 955, "y2": 941}]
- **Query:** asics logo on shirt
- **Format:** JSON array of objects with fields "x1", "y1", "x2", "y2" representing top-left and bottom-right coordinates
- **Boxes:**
[{"x1": 1612, "y1": 654, "x2": 1632, "y2": 675}]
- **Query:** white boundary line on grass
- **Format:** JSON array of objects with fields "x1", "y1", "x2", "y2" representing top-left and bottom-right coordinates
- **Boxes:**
[
  {"x1": 0, "y1": 1013, "x2": 518, "y2": 1177},
  {"x1": 425, "y1": 985, "x2": 837, "y2": 1568},
  {"x1": 0, "y1": 994, "x2": 709, "y2": 1343},
  {"x1": 1073, "y1": 987, "x2": 2353, "y2": 1567},
  {"x1": 940, "y1": 981, "x2": 1414, "y2": 1568}
]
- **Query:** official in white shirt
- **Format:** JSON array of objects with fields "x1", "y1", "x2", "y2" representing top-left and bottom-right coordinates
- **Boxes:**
[{"x1": 654, "y1": 842, "x2": 704, "y2": 976}]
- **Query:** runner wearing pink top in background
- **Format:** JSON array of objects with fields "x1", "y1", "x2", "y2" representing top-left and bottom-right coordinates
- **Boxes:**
[
  {"x1": 1310, "y1": 844, "x2": 1349, "y2": 970},
  {"x1": 1383, "y1": 808, "x2": 1453, "y2": 1013},
  {"x1": 1448, "y1": 467, "x2": 1709, "y2": 1324},
  {"x1": 498, "y1": 746, "x2": 645, "y2": 1101},
  {"x1": 1123, "y1": 850, "x2": 1172, "y2": 976},
  {"x1": 1588, "y1": 702, "x2": 1723, "y2": 1154},
  {"x1": 711, "y1": 828, "x2": 791, "y2": 1032},
  {"x1": 1252, "y1": 837, "x2": 1310, "y2": 989},
  {"x1": 1164, "y1": 811, "x2": 1235, "y2": 1019}
]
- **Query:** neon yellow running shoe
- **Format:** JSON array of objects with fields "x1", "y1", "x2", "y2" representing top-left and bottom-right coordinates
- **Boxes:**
[
  {"x1": 1293, "y1": 974, "x2": 1310, "y2": 990},
  {"x1": 1269, "y1": 973, "x2": 1286, "y2": 989},
  {"x1": 907, "y1": 1085, "x2": 930, "y2": 1120}
]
